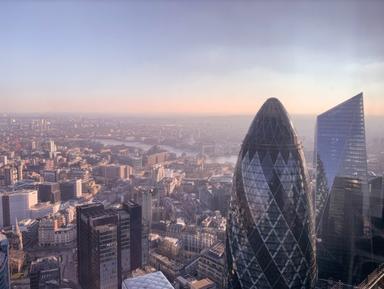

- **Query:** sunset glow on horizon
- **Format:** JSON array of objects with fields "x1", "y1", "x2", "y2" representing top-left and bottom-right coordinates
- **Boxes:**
[{"x1": 1, "y1": 1, "x2": 383, "y2": 115}]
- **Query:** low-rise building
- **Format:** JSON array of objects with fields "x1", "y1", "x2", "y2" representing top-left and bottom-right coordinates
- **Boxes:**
[
  {"x1": 149, "y1": 252, "x2": 184, "y2": 282},
  {"x1": 159, "y1": 237, "x2": 182, "y2": 259},
  {"x1": 38, "y1": 217, "x2": 76, "y2": 247},
  {"x1": 198, "y1": 242, "x2": 226, "y2": 289},
  {"x1": 122, "y1": 271, "x2": 174, "y2": 289},
  {"x1": 29, "y1": 256, "x2": 61, "y2": 289},
  {"x1": 29, "y1": 202, "x2": 60, "y2": 220},
  {"x1": 18, "y1": 219, "x2": 39, "y2": 248}
]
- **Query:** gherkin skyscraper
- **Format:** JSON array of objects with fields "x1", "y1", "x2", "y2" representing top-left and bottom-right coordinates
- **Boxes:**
[{"x1": 227, "y1": 98, "x2": 317, "y2": 289}]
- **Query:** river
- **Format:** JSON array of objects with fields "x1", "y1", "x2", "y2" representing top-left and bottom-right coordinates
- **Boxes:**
[{"x1": 93, "y1": 138, "x2": 238, "y2": 165}]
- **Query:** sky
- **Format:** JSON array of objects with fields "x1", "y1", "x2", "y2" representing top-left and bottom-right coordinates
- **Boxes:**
[{"x1": 0, "y1": 1, "x2": 383, "y2": 116}]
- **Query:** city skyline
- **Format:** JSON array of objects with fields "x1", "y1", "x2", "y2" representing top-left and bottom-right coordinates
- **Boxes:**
[
  {"x1": 1, "y1": 1, "x2": 384, "y2": 288},
  {"x1": 0, "y1": 92, "x2": 383, "y2": 288},
  {"x1": 1, "y1": 1, "x2": 384, "y2": 115}
]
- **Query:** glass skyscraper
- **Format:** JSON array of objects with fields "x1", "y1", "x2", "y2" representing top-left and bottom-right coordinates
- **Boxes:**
[
  {"x1": 227, "y1": 98, "x2": 317, "y2": 289},
  {"x1": 315, "y1": 93, "x2": 368, "y2": 229},
  {"x1": 315, "y1": 93, "x2": 370, "y2": 285}
]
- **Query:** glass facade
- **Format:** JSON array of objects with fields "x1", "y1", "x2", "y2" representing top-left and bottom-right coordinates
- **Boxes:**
[
  {"x1": 122, "y1": 271, "x2": 174, "y2": 289},
  {"x1": 315, "y1": 94, "x2": 371, "y2": 285},
  {"x1": 227, "y1": 98, "x2": 317, "y2": 289},
  {"x1": 315, "y1": 93, "x2": 368, "y2": 229},
  {"x1": 317, "y1": 176, "x2": 368, "y2": 285}
]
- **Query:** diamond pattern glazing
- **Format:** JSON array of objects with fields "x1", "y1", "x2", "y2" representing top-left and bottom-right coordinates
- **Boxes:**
[{"x1": 227, "y1": 98, "x2": 317, "y2": 289}]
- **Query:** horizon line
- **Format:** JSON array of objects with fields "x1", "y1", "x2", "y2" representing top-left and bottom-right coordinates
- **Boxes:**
[{"x1": 1, "y1": 112, "x2": 383, "y2": 118}]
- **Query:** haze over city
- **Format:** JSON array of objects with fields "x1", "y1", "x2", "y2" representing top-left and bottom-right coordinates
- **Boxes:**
[
  {"x1": 1, "y1": 1, "x2": 384, "y2": 115},
  {"x1": 1, "y1": 1, "x2": 384, "y2": 289}
]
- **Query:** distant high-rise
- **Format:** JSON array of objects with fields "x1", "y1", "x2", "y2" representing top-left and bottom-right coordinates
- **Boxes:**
[
  {"x1": 141, "y1": 189, "x2": 153, "y2": 225},
  {"x1": 3, "y1": 167, "x2": 16, "y2": 186},
  {"x1": 48, "y1": 140, "x2": 56, "y2": 153},
  {"x1": 227, "y1": 98, "x2": 317, "y2": 289},
  {"x1": 16, "y1": 163, "x2": 23, "y2": 181},
  {"x1": 0, "y1": 234, "x2": 10, "y2": 289},
  {"x1": 38, "y1": 182, "x2": 61, "y2": 203},
  {"x1": 59, "y1": 179, "x2": 82, "y2": 201},
  {"x1": 315, "y1": 93, "x2": 368, "y2": 229},
  {"x1": 0, "y1": 190, "x2": 38, "y2": 227}
]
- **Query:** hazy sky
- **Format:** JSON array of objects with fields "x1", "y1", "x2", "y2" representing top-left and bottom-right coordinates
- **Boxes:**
[{"x1": 1, "y1": 1, "x2": 383, "y2": 115}]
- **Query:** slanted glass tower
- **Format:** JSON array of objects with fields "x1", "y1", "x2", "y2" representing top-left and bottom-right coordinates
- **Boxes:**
[
  {"x1": 315, "y1": 93, "x2": 370, "y2": 285},
  {"x1": 315, "y1": 93, "x2": 368, "y2": 230},
  {"x1": 227, "y1": 98, "x2": 317, "y2": 289}
]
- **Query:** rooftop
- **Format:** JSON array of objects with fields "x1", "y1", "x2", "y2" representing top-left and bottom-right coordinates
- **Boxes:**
[
  {"x1": 190, "y1": 278, "x2": 215, "y2": 289},
  {"x1": 205, "y1": 241, "x2": 225, "y2": 259},
  {"x1": 0, "y1": 189, "x2": 37, "y2": 196},
  {"x1": 122, "y1": 271, "x2": 174, "y2": 289}
]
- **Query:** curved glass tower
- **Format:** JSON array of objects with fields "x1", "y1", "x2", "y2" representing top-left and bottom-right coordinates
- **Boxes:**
[{"x1": 227, "y1": 98, "x2": 317, "y2": 289}]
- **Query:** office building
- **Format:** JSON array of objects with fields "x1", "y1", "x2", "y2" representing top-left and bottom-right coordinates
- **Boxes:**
[
  {"x1": 0, "y1": 190, "x2": 38, "y2": 227},
  {"x1": 29, "y1": 256, "x2": 61, "y2": 289},
  {"x1": 59, "y1": 179, "x2": 82, "y2": 201},
  {"x1": 368, "y1": 176, "x2": 383, "y2": 221},
  {"x1": 142, "y1": 221, "x2": 149, "y2": 267},
  {"x1": 18, "y1": 219, "x2": 39, "y2": 248},
  {"x1": 145, "y1": 146, "x2": 168, "y2": 167},
  {"x1": 96, "y1": 165, "x2": 131, "y2": 181},
  {"x1": 198, "y1": 241, "x2": 226, "y2": 289},
  {"x1": 149, "y1": 252, "x2": 184, "y2": 282},
  {"x1": 38, "y1": 217, "x2": 76, "y2": 247},
  {"x1": 315, "y1": 94, "x2": 371, "y2": 285},
  {"x1": 0, "y1": 234, "x2": 10, "y2": 289},
  {"x1": 116, "y1": 205, "x2": 131, "y2": 279},
  {"x1": 77, "y1": 203, "x2": 120, "y2": 289},
  {"x1": 3, "y1": 167, "x2": 16, "y2": 186},
  {"x1": 48, "y1": 140, "x2": 56, "y2": 153},
  {"x1": 77, "y1": 202, "x2": 143, "y2": 289},
  {"x1": 16, "y1": 163, "x2": 23, "y2": 181},
  {"x1": 141, "y1": 189, "x2": 153, "y2": 225},
  {"x1": 226, "y1": 98, "x2": 317, "y2": 289},
  {"x1": 38, "y1": 182, "x2": 61, "y2": 203},
  {"x1": 125, "y1": 201, "x2": 142, "y2": 271},
  {"x1": 318, "y1": 177, "x2": 366, "y2": 284}
]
